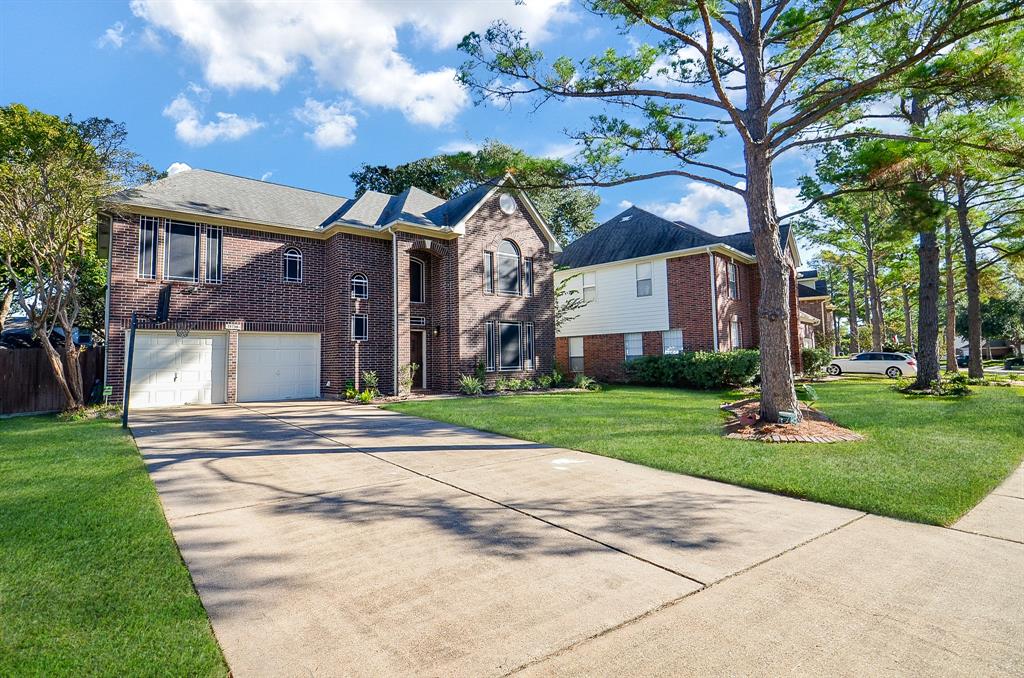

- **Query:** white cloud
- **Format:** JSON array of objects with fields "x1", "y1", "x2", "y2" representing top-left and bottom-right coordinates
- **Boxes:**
[
  {"x1": 539, "y1": 141, "x2": 580, "y2": 160},
  {"x1": 293, "y1": 98, "x2": 358, "y2": 149},
  {"x1": 260, "y1": 171, "x2": 273, "y2": 181},
  {"x1": 97, "y1": 22, "x2": 126, "y2": 49},
  {"x1": 165, "y1": 162, "x2": 192, "y2": 176},
  {"x1": 618, "y1": 200, "x2": 634, "y2": 210},
  {"x1": 438, "y1": 140, "x2": 480, "y2": 154},
  {"x1": 130, "y1": 0, "x2": 571, "y2": 127},
  {"x1": 641, "y1": 182, "x2": 804, "y2": 235},
  {"x1": 163, "y1": 93, "x2": 263, "y2": 146}
]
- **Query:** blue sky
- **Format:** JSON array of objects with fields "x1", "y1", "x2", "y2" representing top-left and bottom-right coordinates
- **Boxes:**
[{"x1": 1, "y1": 0, "x2": 813, "y2": 238}]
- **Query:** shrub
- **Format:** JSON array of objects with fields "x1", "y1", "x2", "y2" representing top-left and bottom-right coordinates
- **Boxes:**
[
  {"x1": 522, "y1": 378, "x2": 537, "y2": 391},
  {"x1": 474, "y1": 360, "x2": 487, "y2": 381},
  {"x1": 398, "y1": 363, "x2": 418, "y2": 393},
  {"x1": 939, "y1": 371, "x2": 972, "y2": 396},
  {"x1": 551, "y1": 365, "x2": 566, "y2": 387},
  {"x1": 344, "y1": 379, "x2": 357, "y2": 400},
  {"x1": 573, "y1": 374, "x2": 600, "y2": 391},
  {"x1": 895, "y1": 371, "x2": 972, "y2": 397},
  {"x1": 624, "y1": 350, "x2": 760, "y2": 389},
  {"x1": 801, "y1": 347, "x2": 832, "y2": 377},
  {"x1": 536, "y1": 374, "x2": 553, "y2": 389},
  {"x1": 495, "y1": 377, "x2": 514, "y2": 392},
  {"x1": 1005, "y1": 355, "x2": 1024, "y2": 369},
  {"x1": 357, "y1": 389, "x2": 374, "y2": 403},
  {"x1": 361, "y1": 370, "x2": 379, "y2": 397},
  {"x1": 458, "y1": 374, "x2": 483, "y2": 395}
]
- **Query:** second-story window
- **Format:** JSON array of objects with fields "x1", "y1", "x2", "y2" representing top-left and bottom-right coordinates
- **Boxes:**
[
  {"x1": 496, "y1": 239, "x2": 521, "y2": 295},
  {"x1": 351, "y1": 273, "x2": 368, "y2": 300},
  {"x1": 165, "y1": 221, "x2": 199, "y2": 282},
  {"x1": 483, "y1": 251, "x2": 494, "y2": 294},
  {"x1": 524, "y1": 258, "x2": 534, "y2": 297},
  {"x1": 728, "y1": 261, "x2": 739, "y2": 299},
  {"x1": 138, "y1": 216, "x2": 158, "y2": 279},
  {"x1": 283, "y1": 247, "x2": 303, "y2": 282},
  {"x1": 410, "y1": 257, "x2": 425, "y2": 303},
  {"x1": 205, "y1": 226, "x2": 222, "y2": 284},
  {"x1": 582, "y1": 271, "x2": 597, "y2": 302},
  {"x1": 636, "y1": 262, "x2": 652, "y2": 297}
]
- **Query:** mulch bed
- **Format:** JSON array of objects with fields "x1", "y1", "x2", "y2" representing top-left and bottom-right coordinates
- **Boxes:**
[{"x1": 722, "y1": 398, "x2": 863, "y2": 443}]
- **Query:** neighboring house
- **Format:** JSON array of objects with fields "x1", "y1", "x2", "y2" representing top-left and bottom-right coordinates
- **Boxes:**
[
  {"x1": 99, "y1": 169, "x2": 559, "y2": 408},
  {"x1": 796, "y1": 269, "x2": 836, "y2": 352},
  {"x1": 553, "y1": 206, "x2": 807, "y2": 382}
]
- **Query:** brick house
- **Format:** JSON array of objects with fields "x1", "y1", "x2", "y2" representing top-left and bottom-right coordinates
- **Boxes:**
[
  {"x1": 98, "y1": 169, "x2": 560, "y2": 407},
  {"x1": 554, "y1": 206, "x2": 810, "y2": 382},
  {"x1": 796, "y1": 269, "x2": 836, "y2": 352}
]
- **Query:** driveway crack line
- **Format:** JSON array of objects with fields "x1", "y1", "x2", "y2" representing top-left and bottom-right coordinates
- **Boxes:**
[
  {"x1": 501, "y1": 511, "x2": 870, "y2": 676},
  {"x1": 235, "y1": 404, "x2": 708, "y2": 587}
]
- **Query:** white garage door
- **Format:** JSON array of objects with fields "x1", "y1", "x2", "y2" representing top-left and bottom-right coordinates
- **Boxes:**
[
  {"x1": 128, "y1": 331, "x2": 226, "y2": 408},
  {"x1": 238, "y1": 333, "x2": 321, "y2": 402}
]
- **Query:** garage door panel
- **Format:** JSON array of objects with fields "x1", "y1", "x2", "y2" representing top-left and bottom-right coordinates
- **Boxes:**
[
  {"x1": 128, "y1": 331, "x2": 226, "y2": 408},
  {"x1": 238, "y1": 333, "x2": 320, "y2": 402}
]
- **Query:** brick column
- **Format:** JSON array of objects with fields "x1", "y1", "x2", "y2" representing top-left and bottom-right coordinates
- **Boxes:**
[{"x1": 226, "y1": 325, "x2": 239, "y2": 403}]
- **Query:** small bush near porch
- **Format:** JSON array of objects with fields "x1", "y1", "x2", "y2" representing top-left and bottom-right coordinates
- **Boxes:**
[
  {"x1": 0, "y1": 415, "x2": 227, "y2": 676},
  {"x1": 387, "y1": 380, "x2": 1024, "y2": 526}
]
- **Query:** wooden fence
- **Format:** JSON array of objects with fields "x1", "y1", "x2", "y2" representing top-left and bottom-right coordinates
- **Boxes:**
[{"x1": 0, "y1": 347, "x2": 104, "y2": 416}]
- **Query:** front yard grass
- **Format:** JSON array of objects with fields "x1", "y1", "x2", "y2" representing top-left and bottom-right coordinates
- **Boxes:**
[
  {"x1": 0, "y1": 415, "x2": 227, "y2": 676},
  {"x1": 387, "y1": 379, "x2": 1024, "y2": 525}
]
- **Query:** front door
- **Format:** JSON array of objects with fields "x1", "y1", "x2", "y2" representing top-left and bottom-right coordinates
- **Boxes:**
[{"x1": 410, "y1": 330, "x2": 425, "y2": 389}]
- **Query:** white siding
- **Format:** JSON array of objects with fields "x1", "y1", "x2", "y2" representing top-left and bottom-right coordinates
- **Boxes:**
[{"x1": 556, "y1": 259, "x2": 670, "y2": 337}]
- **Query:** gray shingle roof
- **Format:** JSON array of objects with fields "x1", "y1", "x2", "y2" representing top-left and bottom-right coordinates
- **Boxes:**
[
  {"x1": 106, "y1": 169, "x2": 350, "y2": 230},
  {"x1": 104, "y1": 168, "x2": 515, "y2": 236},
  {"x1": 556, "y1": 206, "x2": 791, "y2": 268}
]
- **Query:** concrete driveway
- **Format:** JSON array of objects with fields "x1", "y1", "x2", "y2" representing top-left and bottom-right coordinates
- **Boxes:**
[{"x1": 132, "y1": 401, "x2": 1023, "y2": 677}]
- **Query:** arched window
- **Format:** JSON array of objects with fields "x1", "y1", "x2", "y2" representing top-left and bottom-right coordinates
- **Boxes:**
[
  {"x1": 496, "y1": 239, "x2": 521, "y2": 295},
  {"x1": 283, "y1": 247, "x2": 302, "y2": 282},
  {"x1": 351, "y1": 273, "x2": 368, "y2": 300}
]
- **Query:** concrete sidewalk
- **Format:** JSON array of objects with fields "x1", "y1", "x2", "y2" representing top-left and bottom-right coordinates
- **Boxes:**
[{"x1": 132, "y1": 402, "x2": 1024, "y2": 677}]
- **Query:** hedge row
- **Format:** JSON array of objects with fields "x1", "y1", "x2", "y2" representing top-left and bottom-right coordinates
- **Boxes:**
[{"x1": 623, "y1": 350, "x2": 760, "y2": 389}]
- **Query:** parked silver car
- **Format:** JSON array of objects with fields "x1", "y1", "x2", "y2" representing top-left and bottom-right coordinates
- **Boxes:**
[{"x1": 826, "y1": 352, "x2": 918, "y2": 378}]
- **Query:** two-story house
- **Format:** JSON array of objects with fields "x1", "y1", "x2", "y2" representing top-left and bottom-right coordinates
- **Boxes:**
[
  {"x1": 554, "y1": 206, "x2": 809, "y2": 381},
  {"x1": 796, "y1": 269, "x2": 836, "y2": 351},
  {"x1": 99, "y1": 169, "x2": 559, "y2": 407}
]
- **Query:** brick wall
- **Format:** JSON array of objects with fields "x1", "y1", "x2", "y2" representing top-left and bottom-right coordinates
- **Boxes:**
[
  {"x1": 323, "y1": 231, "x2": 394, "y2": 397},
  {"x1": 107, "y1": 193, "x2": 559, "y2": 400},
  {"x1": 106, "y1": 213, "x2": 326, "y2": 401},
  {"x1": 453, "y1": 193, "x2": 556, "y2": 388},
  {"x1": 713, "y1": 254, "x2": 757, "y2": 350},
  {"x1": 666, "y1": 253, "x2": 715, "y2": 351}
]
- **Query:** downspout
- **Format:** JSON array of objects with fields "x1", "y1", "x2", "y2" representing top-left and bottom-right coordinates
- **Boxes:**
[
  {"x1": 707, "y1": 247, "x2": 719, "y2": 351},
  {"x1": 391, "y1": 229, "x2": 399, "y2": 395}
]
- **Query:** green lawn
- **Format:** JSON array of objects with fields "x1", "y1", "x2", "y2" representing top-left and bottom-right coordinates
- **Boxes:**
[
  {"x1": 388, "y1": 380, "x2": 1024, "y2": 525},
  {"x1": 0, "y1": 415, "x2": 227, "y2": 676}
]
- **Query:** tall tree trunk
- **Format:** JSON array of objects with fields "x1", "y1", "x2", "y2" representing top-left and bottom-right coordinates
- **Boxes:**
[
  {"x1": 0, "y1": 281, "x2": 13, "y2": 333},
  {"x1": 847, "y1": 266, "x2": 860, "y2": 354},
  {"x1": 863, "y1": 214, "x2": 884, "y2": 351},
  {"x1": 746, "y1": 153, "x2": 800, "y2": 421},
  {"x1": 913, "y1": 228, "x2": 941, "y2": 388},
  {"x1": 943, "y1": 214, "x2": 958, "y2": 372},
  {"x1": 39, "y1": 334, "x2": 76, "y2": 408},
  {"x1": 901, "y1": 283, "x2": 914, "y2": 349},
  {"x1": 736, "y1": 4, "x2": 799, "y2": 423},
  {"x1": 955, "y1": 175, "x2": 984, "y2": 378}
]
